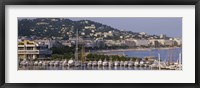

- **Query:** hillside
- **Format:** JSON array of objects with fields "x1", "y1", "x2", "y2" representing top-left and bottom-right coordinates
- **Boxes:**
[{"x1": 18, "y1": 18, "x2": 160, "y2": 40}]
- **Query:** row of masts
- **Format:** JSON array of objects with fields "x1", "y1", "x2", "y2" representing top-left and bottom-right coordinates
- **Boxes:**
[{"x1": 156, "y1": 52, "x2": 182, "y2": 70}]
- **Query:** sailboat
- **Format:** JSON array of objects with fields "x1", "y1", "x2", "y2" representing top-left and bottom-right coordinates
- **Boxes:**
[
  {"x1": 108, "y1": 59, "x2": 113, "y2": 67},
  {"x1": 98, "y1": 59, "x2": 103, "y2": 67},
  {"x1": 62, "y1": 60, "x2": 68, "y2": 66},
  {"x1": 123, "y1": 61, "x2": 128, "y2": 67},
  {"x1": 114, "y1": 60, "x2": 120, "y2": 67},
  {"x1": 128, "y1": 59, "x2": 133, "y2": 67},
  {"x1": 92, "y1": 60, "x2": 97, "y2": 66},
  {"x1": 68, "y1": 58, "x2": 74, "y2": 67},
  {"x1": 120, "y1": 61, "x2": 124, "y2": 67},
  {"x1": 87, "y1": 61, "x2": 92, "y2": 66},
  {"x1": 103, "y1": 59, "x2": 108, "y2": 67}
]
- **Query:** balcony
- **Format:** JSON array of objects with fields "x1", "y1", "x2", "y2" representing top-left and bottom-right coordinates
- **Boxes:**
[
  {"x1": 18, "y1": 50, "x2": 39, "y2": 54},
  {"x1": 18, "y1": 50, "x2": 52, "y2": 55}
]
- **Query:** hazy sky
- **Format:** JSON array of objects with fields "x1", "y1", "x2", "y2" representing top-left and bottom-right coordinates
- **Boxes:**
[{"x1": 68, "y1": 17, "x2": 182, "y2": 38}]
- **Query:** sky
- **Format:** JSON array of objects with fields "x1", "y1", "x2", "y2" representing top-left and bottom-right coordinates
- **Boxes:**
[{"x1": 68, "y1": 17, "x2": 182, "y2": 38}]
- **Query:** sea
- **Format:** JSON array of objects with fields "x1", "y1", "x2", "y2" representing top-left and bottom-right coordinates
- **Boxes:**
[{"x1": 105, "y1": 47, "x2": 182, "y2": 62}]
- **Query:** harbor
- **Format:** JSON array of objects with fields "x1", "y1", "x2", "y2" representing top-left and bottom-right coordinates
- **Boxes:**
[
  {"x1": 18, "y1": 18, "x2": 182, "y2": 70},
  {"x1": 18, "y1": 48, "x2": 182, "y2": 70}
]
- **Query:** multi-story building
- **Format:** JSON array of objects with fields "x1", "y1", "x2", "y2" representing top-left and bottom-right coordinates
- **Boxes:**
[
  {"x1": 157, "y1": 39, "x2": 175, "y2": 46},
  {"x1": 18, "y1": 40, "x2": 52, "y2": 60},
  {"x1": 124, "y1": 39, "x2": 136, "y2": 47},
  {"x1": 133, "y1": 39, "x2": 149, "y2": 47},
  {"x1": 174, "y1": 38, "x2": 182, "y2": 46},
  {"x1": 149, "y1": 39, "x2": 160, "y2": 48}
]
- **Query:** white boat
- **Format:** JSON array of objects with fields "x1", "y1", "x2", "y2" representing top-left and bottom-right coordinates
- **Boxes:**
[
  {"x1": 38, "y1": 61, "x2": 43, "y2": 66},
  {"x1": 20, "y1": 59, "x2": 26, "y2": 66},
  {"x1": 103, "y1": 59, "x2": 108, "y2": 67},
  {"x1": 160, "y1": 62, "x2": 167, "y2": 69},
  {"x1": 49, "y1": 61, "x2": 55, "y2": 66},
  {"x1": 128, "y1": 60, "x2": 133, "y2": 67},
  {"x1": 139, "y1": 61, "x2": 144, "y2": 67},
  {"x1": 28, "y1": 61, "x2": 34, "y2": 66},
  {"x1": 134, "y1": 61, "x2": 139, "y2": 67},
  {"x1": 42, "y1": 61, "x2": 48, "y2": 66},
  {"x1": 74, "y1": 61, "x2": 81, "y2": 67},
  {"x1": 87, "y1": 61, "x2": 92, "y2": 66},
  {"x1": 62, "y1": 60, "x2": 68, "y2": 66},
  {"x1": 98, "y1": 59, "x2": 102, "y2": 66},
  {"x1": 114, "y1": 61, "x2": 119, "y2": 67},
  {"x1": 24, "y1": 61, "x2": 29, "y2": 66},
  {"x1": 165, "y1": 65, "x2": 176, "y2": 70},
  {"x1": 34, "y1": 61, "x2": 38, "y2": 66},
  {"x1": 108, "y1": 60, "x2": 113, "y2": 67},
  {"x1": 68, "y1": 59, "x2": 74, "y2": 67},
  {"x1": 92, "y1": 61, "x2": 97, "y2": 66},
  {"x1": 120, "y1": 61, "x2": 124, "y2": 67},
  {"x1": 150, "y1": 60, "x2": 159, "y2": 68},
  {"x1": 124, "y1": 61, "x2": 128, "y2": 67},
  {"x1": 54, "y1": 61, "x2": 59, "y2": 66},
  {"x1": 59, "y1": 60, "x2": 63, "y2": 66}
]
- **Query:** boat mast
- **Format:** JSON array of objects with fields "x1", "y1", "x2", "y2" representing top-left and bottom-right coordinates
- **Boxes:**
[
  {"x1": 168, "y1": 49, "x2": 170, "y2": 65},
  {"x1": 179, "y1": 52, "x2": 182, "y2": 70},
  {"x1": 158, "y1": 53, "x2": 161, "y2": 70},
  {"x1": 81, "y1": 43, "x2": 85, "y2": 63},
  {"x1": 75, "y1": 28, "x2": 78, "y2": 62},
  {"x1": 172, "y1": 48, "x2": 174, "y2": 64}
]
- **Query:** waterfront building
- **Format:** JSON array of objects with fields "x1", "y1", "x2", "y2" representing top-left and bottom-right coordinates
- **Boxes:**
[
  {"x1": 149, "y1": 39, "x2": 160, "y2": 48},
  {"x1": 124, "y1": 39, "x2": 136, "y2": 47},
  {"x1": 157, "y1": 39, "x2": 175, "y2": 46},
  {"x1": 104, "y1": 40, "x2": 123, "y2": 46},
  {"x1": 18, "y1": 40, "x2": 52, "y2": 60},
  {"x1": 133, "y1": 39, "x2": 149, "y2": 47}
]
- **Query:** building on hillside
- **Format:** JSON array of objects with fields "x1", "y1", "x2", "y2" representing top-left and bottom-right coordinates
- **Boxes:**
[{"x1": 34, "y1": 39, "x2": 56, "y2": 49}]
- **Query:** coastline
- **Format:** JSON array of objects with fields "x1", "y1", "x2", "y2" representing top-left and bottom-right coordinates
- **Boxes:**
[{"x1": 92, "y1": 47, "x2": 181, "y2": 53}]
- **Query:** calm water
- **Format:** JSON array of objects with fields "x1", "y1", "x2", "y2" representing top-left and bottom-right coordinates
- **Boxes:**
[
  {"x1": 19, "y1": 65, "x2": 157, "y2": 70},
  {"x1": 106, "y1": 47, "x2": 182, "y2": 62}
]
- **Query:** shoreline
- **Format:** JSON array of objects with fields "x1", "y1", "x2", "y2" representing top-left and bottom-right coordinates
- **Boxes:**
[{"x1": 92, "y1": 47, "x2": 181, "y2": 53}]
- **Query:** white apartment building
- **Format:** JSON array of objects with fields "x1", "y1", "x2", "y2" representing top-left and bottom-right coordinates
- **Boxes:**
[{"x1": 133, "y1": 39, "x2": 149, "y2": 46}]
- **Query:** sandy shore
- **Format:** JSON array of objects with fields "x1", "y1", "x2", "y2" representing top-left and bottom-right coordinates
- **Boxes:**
[{"x1": 94, "y1": 47, "x2": 181, "y2": 53}]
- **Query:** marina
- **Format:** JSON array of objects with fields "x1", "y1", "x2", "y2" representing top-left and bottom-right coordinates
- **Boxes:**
[
  {"x1": 18, "y1": 29, "x2": 182, "y2": 70},
  {"x1": 18, "y1": 51, "x2": 182, "y2": 70},
  {"x1": 17, "y1": 18, "x2": 182, "y2": 70}
]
